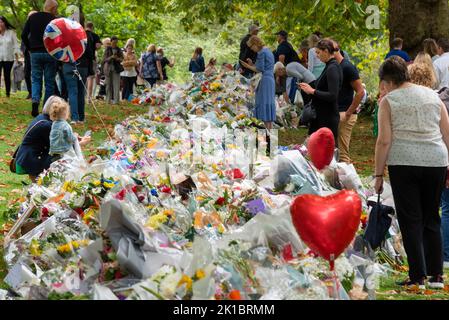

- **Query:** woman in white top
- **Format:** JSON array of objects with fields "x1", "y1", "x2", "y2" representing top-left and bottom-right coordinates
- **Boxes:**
[
  {"x1": 375, "y1": 56, "x2": 449, "y2": 289},
  {"x1": 0, "y1": 16, "x2": 20, "y2": 98}
]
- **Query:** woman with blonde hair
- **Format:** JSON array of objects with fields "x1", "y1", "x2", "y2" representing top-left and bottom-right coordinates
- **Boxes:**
[
  {"x1": 239, "y1": 35, "x2": 276, "y2": 130},
  {"x1": 408, "y1": 63, "x2": 437, "y2": 89},
  {"x1": 412, "y1": 52, "x2": 437, "y2": 88},
  {"x1": 121, "y1": 42, "x2": 138, "y2": 100},
  {"x1": 140, "y1": 44, "x2": 163, "y2": 87}
]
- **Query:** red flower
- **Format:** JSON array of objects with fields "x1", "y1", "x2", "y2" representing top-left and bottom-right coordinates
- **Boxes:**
[
  {"x1": 282, "y1": 244, "x2": 294, "y2": 262},
  {"x1": 74, "y1": 208, "x2": 84, "y2": 218},
  {"x1": 215, "y1": 197, "x2": 225, "y2": 206},
  {"x1": 131, "y1": 185, "x2": 138, "y2": 194},
  {"x1": 225, "y1": 168, "x2": 245, "y2": 180},
  {"x1": 229, "y1": 168, "x2": 245, "y2": 179},
  {"x1": 115, "y1": 189, "x2": 127, "y2": 201},
  {"x1": 161, "y1": 186, "x2": 172, "y2": 193},
  {"x1": 114, "y1": 270, "x2": 123, "y2": 279},
  {"x1": 41, "y1": 207, "x2": 49, "y2": 220},
  {"x1": 162, "y1": 117, "x2": 171, "y2": 123}
]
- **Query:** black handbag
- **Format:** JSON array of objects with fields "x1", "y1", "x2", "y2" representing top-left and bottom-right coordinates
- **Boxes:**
[
  {"x1": 114, "y1": 60, "x2": 124, "y2": 73},
  {"x1": 363, "y1": 194, "x2": 394, "y2": 250},
  {"x1": 299, "y1": 101, "x2": 316, "y2": 125}
]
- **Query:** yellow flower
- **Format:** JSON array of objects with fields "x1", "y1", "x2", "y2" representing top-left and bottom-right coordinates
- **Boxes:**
[
  {"x1": 156, "y1": 151, "x2": 167, "y2": 159},
  {"x1": 103, "y1": 182, "x2": 115, "y2": 189},
  {"x1": 147, "y1": 138, "x2": 158, "y2": 149},
  {"x1": 162, "y1": 209, "x2": 174, "y2": 216},
  {"x1": 37, "y1": 177, "x2": 43, "y2": 186},
  {"x1": 196, "y1": 196, "x2": 204, "y2": 202},
  {"x1": 178, "y1": 274, "x2": 193, "y2": 290},
  {"x1": 235, "y1": 113, "x2": 246, "y2": 120},
  {"x1": 145, "y1": 213, "x2": 168, "y2": 229},
  {"x1": 62, "y1": 181, "x2": 75, "y2": 193},
  {"x1": 217, "y1": 224, "x2": 225, "y2": 234},
  {"x1": 181, "y1": 150, "x2": 193, "y2": 160},
  {"x1": 195, "y1": 269, "x2": 206, "y2": 280},
  {"x1": 57, "y1": 244, "x2": 71, "y2": 254},
  {"x1": 139, "y1": 135, "x2": 147, "y2": 144},
  {"x1": 136, "y1": 148, "x2": 145, "y2": 158},
  {"x1": 93, "y1": 180, "x2": 101, "y2": 187},
  {"x1": 29, "y1": 239, "x2": 41, "y2": 257}
]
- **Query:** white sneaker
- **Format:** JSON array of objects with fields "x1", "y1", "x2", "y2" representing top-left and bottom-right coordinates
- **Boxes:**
[
  {"x1": 444, "y1": 261, "x2": 449, "y2": 269},
  {"x1": 428, "y1": 275, "x2": 445, "y2": 290}
]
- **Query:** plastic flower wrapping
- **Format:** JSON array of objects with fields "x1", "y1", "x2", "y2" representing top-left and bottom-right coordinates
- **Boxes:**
[{"x1": 2, "y1": 71, "x2": 399, "y2": 300}]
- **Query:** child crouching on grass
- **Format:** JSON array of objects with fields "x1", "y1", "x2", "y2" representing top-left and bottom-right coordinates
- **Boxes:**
[{"x1": 48, "y1": 99, "x2": 78, "y2": 162}]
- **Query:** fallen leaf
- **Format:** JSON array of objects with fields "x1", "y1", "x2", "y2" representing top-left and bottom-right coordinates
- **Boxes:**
[{"x1": 0, "y1": 183, "x2": 8, "y2": 188}]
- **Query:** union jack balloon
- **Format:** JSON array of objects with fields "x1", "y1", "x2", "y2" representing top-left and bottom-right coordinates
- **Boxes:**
[{"x1": 43, "y1": 18, "x2": 87, "y2": 63}]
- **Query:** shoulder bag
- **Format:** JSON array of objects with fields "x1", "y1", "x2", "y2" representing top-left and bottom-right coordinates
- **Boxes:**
[{"x1": 299, "y1": 101, "x2": 316, "y2": 125}]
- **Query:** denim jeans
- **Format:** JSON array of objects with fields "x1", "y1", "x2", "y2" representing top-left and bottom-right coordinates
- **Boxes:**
[
  {"x1": 440, "y1": 188, "x2": 449, "y2": 262},
  {"x1": 63, "y1": 64, "x2": 88, "y2": 122},
  {"x1": 30, "y1": 52, "x2": 57, "y2": 105}
]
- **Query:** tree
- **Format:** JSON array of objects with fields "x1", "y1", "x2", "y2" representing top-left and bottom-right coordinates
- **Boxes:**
[{"x1": 388, "y1": 0, "x2": 449, "y2": 57}]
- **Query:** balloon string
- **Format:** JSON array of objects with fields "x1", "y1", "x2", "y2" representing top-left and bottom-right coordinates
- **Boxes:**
[{"x1": 73, "y1": 67, "x2": 113, "y2": 142}]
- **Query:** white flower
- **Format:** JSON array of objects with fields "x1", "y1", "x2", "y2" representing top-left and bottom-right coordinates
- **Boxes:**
[{"x1": 159, "y1": 271, "x2": 183, "y2": 298}]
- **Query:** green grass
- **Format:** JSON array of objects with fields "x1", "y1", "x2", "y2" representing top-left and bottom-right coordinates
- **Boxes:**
[{"x1": 1, "y1": 89, "x2": 447, "y2": 300}]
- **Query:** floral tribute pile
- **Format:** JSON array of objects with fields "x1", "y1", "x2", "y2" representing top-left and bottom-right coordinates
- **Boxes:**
[{"x1": 1, "y1": 72, "x2": 402, "y2": 300}]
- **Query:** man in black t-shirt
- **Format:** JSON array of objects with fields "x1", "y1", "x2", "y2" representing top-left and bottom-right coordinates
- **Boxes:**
[
  {"x1": 274, "y1": 30, "x2": 300, "y2": 65},
  {"x1": 239, "y1": 24, "x2": 259, "y2": 78},
  {"x1": 333, "y1": 41, "x2": 365, "y2": 163},
  {"x1": 85, "y1": 22, "x2": 102, "y2": 100}
]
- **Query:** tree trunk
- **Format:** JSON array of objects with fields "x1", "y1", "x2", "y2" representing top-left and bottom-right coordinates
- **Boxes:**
[{"x1": 388, "y1": 0, "x2": 449, "y2": 58}]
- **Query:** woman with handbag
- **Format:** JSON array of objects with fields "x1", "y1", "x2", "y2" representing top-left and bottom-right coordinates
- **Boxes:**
[
  {"x1": 102, "y1": 36, "x2": 123, "y2": 105},
  {"x1": 299, "y1": 39, "x2": 342, "y2": 141},
  {"x1": 240, "y1": 35, "x2": 276, "y2": 130},
  {"x1": 12, "y1": 96, "x2": 91, "y2": 182},
  {"x1": 375, "y1": 56, "x2": 449, "y2": 289}
]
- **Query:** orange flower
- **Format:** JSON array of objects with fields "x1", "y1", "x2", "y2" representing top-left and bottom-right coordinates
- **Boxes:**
[{"x1": 229, "y1": 290, "x2": 241, "y2": 300}]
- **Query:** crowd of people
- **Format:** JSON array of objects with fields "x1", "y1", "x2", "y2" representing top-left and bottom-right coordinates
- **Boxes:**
[
  {"x1": 238, "y1": 24, "x2": 364, "y2": 164},
  {"x1": 1, "y1": 0, "x2": 178, "y2": 120}
]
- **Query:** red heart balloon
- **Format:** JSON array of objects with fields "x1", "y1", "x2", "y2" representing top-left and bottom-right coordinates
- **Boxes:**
[
  {"x1": 307, "y1": 127, "x2": 335, "y2": 170},
  {"x1": 290, "y1": 190, "x2": 361, "y2": 269}
]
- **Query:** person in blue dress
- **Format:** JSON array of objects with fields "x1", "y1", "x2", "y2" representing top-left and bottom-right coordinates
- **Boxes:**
[{"x1": 240, "y1": 35, "x2": 276, "y2": 130}]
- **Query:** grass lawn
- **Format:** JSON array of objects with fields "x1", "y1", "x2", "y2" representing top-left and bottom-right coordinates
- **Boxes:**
[{"x1": 1, "y1": 90, "x2": 448, "y2": 299}]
